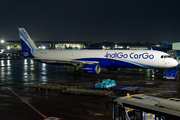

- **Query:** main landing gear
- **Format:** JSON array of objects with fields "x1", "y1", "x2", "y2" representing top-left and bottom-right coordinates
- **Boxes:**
[
  {"x1": 74, "y1": 67, "x2": 81, "y2": 80},
  {"x1": 74, "y1": 71, "x2": 81, "y2": 76},
  {"x1": 73, "y1": 65, "x2": 82, "y2": 80},
  {"x1": 74, "y1": 66, "x2": 81, "y2": 76}
]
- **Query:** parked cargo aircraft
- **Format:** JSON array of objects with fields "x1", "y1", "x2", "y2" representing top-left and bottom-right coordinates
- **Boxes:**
[{"x1": 18, "y1": 28, "x2": 178, "y2": 76}]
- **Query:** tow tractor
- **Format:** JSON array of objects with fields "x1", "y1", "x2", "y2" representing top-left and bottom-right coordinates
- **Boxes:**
[
  {"x1": 163, "y1": 50, "x2": 179, "y2": 80},
  {"x1": 163, "y1": 66, "x2": 179, "y2": 80}
]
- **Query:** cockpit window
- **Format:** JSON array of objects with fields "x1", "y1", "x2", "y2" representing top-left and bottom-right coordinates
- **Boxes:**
[{"x1": 161, "y1": 55, "x2": 171, "y2": 58}]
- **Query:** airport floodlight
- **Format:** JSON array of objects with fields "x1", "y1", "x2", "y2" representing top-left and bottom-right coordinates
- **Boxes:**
[
  {"x1": 42, "y1": 46, "x2": 46, "y2": 49},
  {"x1": 127, "y1": 93, "x2": 130, "y2": 98},
  {"x1": 1, "y1": 40, "x2": 4, "y2": 43}
]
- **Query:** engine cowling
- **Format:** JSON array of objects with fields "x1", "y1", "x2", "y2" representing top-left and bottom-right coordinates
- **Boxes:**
[{"x1": 83, "y1": 64, "x2": 101, "y2": 74}]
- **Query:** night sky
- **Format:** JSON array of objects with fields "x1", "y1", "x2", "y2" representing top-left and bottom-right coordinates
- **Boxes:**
[{"x1": 0, "y1": 0, "x2": 180, "y2": 43}]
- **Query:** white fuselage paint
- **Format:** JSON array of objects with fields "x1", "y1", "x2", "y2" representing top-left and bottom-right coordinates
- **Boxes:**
[
  {"x1": 34, "y1": 49, "x2": 178, "y2": 69},
  {"x1": 18, "y1": 28, "x2": 178, "y2": 69}
]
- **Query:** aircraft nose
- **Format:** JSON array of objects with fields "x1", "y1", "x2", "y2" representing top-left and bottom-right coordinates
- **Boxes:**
[{"x1": 172, "y1": 59, "x2": 178, "y2": 67}]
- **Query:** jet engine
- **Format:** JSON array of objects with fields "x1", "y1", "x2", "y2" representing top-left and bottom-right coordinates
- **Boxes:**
[{"x1": 82, "y1": 64, "x2": 101, "y2": 74}]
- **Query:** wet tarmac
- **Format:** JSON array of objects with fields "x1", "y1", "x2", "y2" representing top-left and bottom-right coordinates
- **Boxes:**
[{"x1": 0, "y1": 56, "x2": 180, "y2": 120}]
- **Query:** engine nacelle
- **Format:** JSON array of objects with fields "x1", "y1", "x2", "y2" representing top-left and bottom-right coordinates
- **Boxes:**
[{"x1": 83, "y1": 64, "x2": 101, "y2": 74}]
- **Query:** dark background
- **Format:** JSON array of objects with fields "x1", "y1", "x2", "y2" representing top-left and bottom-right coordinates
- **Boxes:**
[{"x1": 0, "y1": 0, "x2": 180, "y2": 42}]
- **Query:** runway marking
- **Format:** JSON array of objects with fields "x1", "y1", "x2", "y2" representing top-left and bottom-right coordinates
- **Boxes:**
[{"x1": 7, "y1": 87, "x2": 48, "y2": 119}]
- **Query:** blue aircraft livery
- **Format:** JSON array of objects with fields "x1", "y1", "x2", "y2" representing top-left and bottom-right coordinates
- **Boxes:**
[
  {"x1": 105, "y1": 52, "x2": 154, "y2": 59},
  {"x1": 18, "y1": 28, "x2": 178, "y2": 75}
]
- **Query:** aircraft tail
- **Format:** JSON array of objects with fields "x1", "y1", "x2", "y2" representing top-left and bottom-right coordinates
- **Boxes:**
[{"x1": 18, "y1": 28, "x2": 37, "y2": 58}]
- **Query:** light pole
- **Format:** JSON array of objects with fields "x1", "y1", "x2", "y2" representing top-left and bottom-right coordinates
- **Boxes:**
[
  {"x1": 1, "y1": 40, "x2": 4, "y2": 43},
  {"x1": 0, "y1": 39, "x2": 5, "y2": 53}
]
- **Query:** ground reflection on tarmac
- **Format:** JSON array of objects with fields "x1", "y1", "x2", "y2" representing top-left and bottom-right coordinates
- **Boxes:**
[{"x1": 0, "y1": 57, "x2": 180, "y2": 120}]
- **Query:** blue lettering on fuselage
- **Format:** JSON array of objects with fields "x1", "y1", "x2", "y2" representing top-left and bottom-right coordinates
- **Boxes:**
[{"x1": 106, "y1": 52, "x2": 154, "y2": 59}]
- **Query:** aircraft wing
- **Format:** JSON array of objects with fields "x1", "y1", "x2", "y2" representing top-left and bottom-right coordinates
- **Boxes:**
[{"x1": 33, "y1": 58, "x2": 99, "y2": 66}]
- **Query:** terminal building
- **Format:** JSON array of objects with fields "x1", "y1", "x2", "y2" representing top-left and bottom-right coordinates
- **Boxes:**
[
  {"x1": 0, "y1": 40, "x2": 89, "y2": 53},
  {"x1": 1, "y1": 40, "x2": 179, "y2": 55}
]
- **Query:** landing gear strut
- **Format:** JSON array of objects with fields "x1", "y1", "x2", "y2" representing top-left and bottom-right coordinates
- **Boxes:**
[
  {"x1": 74, "y1": 71, "x2": 81, "y2": 76},
  {"x1": 151, "y1": 69, "x2": 155, "y2": 78},
  {"x1": 74, "y1": 66, "x2": 82, "y2": 80},
  {"x1": 74, "y1": 66, "x2": 81, "y2": 76}
]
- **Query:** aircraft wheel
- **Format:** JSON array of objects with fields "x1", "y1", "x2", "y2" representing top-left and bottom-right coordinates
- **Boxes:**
[
  {"x1": 74, "y1": 71, "x2": 81, "y2": 76},
  {"x1": 78, "y1": 71, "x2": 81, "y2": 76},
  {"x1": 74, "y1": 71, "x2": 78, "y2": 76}
]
